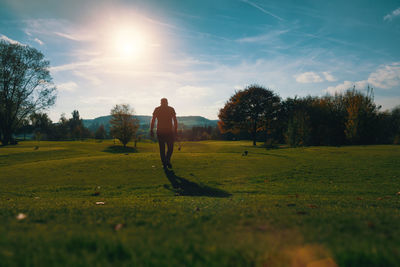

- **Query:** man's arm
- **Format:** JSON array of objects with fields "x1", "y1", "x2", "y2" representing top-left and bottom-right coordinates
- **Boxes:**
[
  {"x1": 173, "y1": 115, "x2": 178, "y2": 134},
  {"x1": 150, "y1": 115, "x2": 156, "y2": 137}
]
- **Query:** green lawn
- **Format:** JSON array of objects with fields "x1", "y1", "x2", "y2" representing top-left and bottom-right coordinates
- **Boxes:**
[{"x1": 0, "y1": 140, "x2": 399, "y2": 266}]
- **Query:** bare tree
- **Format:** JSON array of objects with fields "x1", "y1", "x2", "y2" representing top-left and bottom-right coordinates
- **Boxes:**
[
  {"x1": 110, "y1": 104, "x2": 138, "y2": 147},
  {"x1": 0, "y1": 41, "x2": 56, "y2": 145}
]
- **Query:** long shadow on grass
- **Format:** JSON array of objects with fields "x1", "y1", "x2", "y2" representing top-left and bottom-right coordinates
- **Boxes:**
[
  {"x1": 163, "y1": 169, "x2": 231, "y2": 198},
  {"x1": 103, "y1": 146, "x2": 137, "y2": 154}
]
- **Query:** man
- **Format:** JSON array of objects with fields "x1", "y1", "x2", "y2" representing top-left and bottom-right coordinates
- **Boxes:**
[{"x1": 150, "y1": 98, "x2": 178, "y2": 169}]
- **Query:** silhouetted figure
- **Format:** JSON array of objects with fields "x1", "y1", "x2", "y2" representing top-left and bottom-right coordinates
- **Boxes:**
[{"x1": 150, "y1": 98, "x2": 177, "y2": 169}]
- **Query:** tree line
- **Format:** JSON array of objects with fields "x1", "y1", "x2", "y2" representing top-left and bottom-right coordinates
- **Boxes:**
[{"x1": 218, "y1": 85, "x2": 400, "y2": 146}]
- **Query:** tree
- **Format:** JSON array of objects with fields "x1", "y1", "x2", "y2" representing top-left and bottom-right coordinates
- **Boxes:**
[
  {"x1": 343, "y1": 87, "x2": 379, "y2": 144},
  {"x1": 389, "y1": 106, "x2": 400, "y2": 144},
  {"x1": 0, "y1": 41, "x2": 56, "y2": 145},
  {"x1": 280, "y1": 96, "x2": 343, "y2": 147},
  {"x1": 95, "y1": 124, "x2": 107, "y2": 140},
  {"x1": 69, "y1": 110, "x2": 83, "y2": 140},
  {"x1": 218, "y1": 84, "x2": 280, "y2": 146},
  {"x1": 55, "y1": 113, "x2": 69, "y2": 140},
  {"x1": 109, "y1": 104, "x2": 138, "y2": 147},
  {"x1": 29, "y1": 112, "x2": 53, "y2": 140},
  {"x1": 15, "y1": 118, "x2": 30, "y2": 140},
  {"x1": 285, "y1": 110, "x2": 311, "y2": 147}
]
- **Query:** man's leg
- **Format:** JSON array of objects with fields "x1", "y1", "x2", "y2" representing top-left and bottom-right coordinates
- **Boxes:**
[
  {"x1": 157, "y1": 134, "x2": 166, "y2": 166},
  {"x1": 165, "y1": 133, "x2": 174, "y2": 167}
]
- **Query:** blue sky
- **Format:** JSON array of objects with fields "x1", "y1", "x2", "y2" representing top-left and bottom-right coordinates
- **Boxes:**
[{"x1": 1, "y1": 0, "x2": 400, "y2": 120}]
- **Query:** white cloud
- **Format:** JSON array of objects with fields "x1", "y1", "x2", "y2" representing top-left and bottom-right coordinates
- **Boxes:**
[
  {"x1": 57, "y1": 81, "x2": 78, "y2": 92},
  {"x1": 0, "y1": 34, "x2": 23, "y2": 45},
  {"x1": 295, "y1": 72, "x2": 323, "y2": 83},
  {"x1": 322, "y1": 71, "x2": 337, "y2": 82},
  {"x1": 384, "y1": 7, "x2": 400, "y2": 21},
  {"x1": 325, "y1": 62, "x2": 400, "y2": 94},
  {"x1": 367, "y1": 63, "x2": 400, "y2": 89},
  {"x1": 295, "y1": 71, "x2": 337, "y2": 84},
  {"x1": 33, "y1": 38, "x2": 44, "y2": 45},
  {"x1": 325, "y1": 80, "x2": 368, "y2": 94}
]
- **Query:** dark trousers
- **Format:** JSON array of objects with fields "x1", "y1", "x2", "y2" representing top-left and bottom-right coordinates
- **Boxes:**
[{"x1": 157, "y1": 132, "x2": 174, "y2": 165}]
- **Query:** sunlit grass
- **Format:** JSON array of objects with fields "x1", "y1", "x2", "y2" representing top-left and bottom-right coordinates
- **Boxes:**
[{"x1": 0, "y1": 140, "x2": 399, "y2": 266}]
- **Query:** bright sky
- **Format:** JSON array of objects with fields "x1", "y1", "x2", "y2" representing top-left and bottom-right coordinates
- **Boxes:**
[{"x1": 1, "y1": 0, "x2": 400, "y2": 120}]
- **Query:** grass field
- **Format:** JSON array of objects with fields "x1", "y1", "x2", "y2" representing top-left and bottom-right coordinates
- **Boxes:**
[{"x1": 0, "y1": 140, "x2": 399, "y2": 266}]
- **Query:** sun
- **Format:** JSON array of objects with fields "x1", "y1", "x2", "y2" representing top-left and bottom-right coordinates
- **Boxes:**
[{"x1": 113, "y1": 28, "x2": 145, "y2": 59}]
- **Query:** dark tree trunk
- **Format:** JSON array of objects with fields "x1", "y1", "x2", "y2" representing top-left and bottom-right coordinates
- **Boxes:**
[
  {"x1": 265, "y1": 120, "x2": 270, "y2": 145},
  {"x1": 252, "y1": 120, "x2": 257, "y2": 146},
  {"x1": 1, "y1": 131, "x2": 11, "y2": 146}
]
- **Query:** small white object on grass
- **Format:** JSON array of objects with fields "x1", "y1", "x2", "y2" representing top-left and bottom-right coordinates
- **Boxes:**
[
  {"x1": 114, "y1": 223, "x2": 124, "y2": 231},
  {"x1": 96, "y1": 201, "x2": 105, "y2": 205},
  {"x1": 16, "y1": 213, "x2": 27, "y2": 220}
]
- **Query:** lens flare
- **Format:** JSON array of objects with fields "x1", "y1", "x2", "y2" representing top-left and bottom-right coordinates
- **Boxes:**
[{"x1": 113, "y1": 28, "x2": 145, "y2": 59}]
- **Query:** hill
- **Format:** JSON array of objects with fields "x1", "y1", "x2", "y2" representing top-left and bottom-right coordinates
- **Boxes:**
[{"x1": 83, "y1": 115, "x2": 218, "y2": 132}]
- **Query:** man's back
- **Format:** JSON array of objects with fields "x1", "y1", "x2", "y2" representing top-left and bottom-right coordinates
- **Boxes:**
[{"x1": 153, "y1": 105, "x2": 176, "y2": 134}]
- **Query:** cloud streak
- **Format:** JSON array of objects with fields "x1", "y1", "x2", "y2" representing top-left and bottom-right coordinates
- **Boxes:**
[
  {"x1": 33, "y1": 38, "x2": 44, "y2": 45},
  {"x1": 24, "y1": 18, "x2": 94, "y2": 42},
  {"x1": 241, "y1": 0, "x2": 284, "y2": 21},
  {"x1": 57, "y1": 81, "x2": 78, "y2": 92},
  {"x1": 236, "y1": 29, "x2": 289, "y2": 43}
]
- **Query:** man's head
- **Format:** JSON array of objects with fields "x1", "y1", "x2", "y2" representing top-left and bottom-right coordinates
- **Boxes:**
[{"x1": 160, "y1": 98, "x2": 168, "y2": 106}]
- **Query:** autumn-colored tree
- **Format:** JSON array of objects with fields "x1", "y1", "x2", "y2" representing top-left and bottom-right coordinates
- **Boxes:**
[
  {"x1": 344, "y1": 87, "x2": 379, "y2": 144},
  {"x1": 110, "y1": 104, "x2": 138, "y2": 147},
  {"x1": 218, "y1": 85, "x2": 280, "y2": 146}
]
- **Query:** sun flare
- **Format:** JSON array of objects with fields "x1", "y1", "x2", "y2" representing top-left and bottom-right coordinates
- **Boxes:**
[{"x1": 113, "y1": 28, "x2": 145, "y2": 59}]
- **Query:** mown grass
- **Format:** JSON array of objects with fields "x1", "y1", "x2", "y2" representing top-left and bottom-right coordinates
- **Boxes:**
[{"x1": 0, "y1": 140, "x2": 399, "y2": 266}]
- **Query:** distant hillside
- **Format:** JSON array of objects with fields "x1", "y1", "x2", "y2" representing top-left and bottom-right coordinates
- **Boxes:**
[{"x1": 83, "y1": 115, "x2": 218, "y2": 133}]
